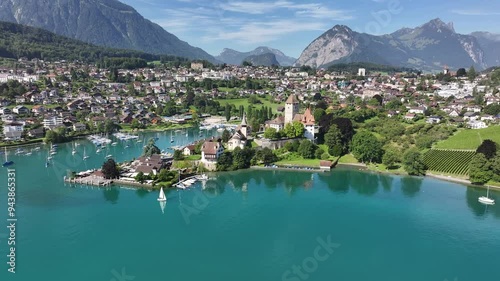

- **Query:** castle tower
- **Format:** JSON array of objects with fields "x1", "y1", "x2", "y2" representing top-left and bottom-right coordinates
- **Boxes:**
[{"x1": 285, "y1": 94, "x2": 299, "y2": 124}]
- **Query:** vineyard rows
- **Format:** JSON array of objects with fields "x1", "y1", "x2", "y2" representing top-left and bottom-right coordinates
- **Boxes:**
[{"x1": 423, "y1": 149, "x2": 476, "y2": 175}]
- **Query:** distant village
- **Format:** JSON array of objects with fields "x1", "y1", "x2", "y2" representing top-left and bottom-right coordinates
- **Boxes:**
[{"x1": 1, "y1": 58, "x2": 500, "y2": 176}]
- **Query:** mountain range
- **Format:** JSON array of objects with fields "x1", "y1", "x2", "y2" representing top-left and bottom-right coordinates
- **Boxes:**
[
  {"x1": 216, "y1": 47, "x2": 296, "y2": 66},
  {"x1": 0, "y1": 0, "x2": 498, "y2": 72},
  {"x1": 296, "y1": 18, "x2": 499, "y2": 72},
  {"x1": 242, "y1": 53, "x2": 280, "y2": 67},
  {"x1": 0, "y1": 0, "x2": 216, "y2": 62}
]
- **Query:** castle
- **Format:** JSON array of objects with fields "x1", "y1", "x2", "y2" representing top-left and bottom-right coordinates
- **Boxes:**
[{"x1": 265, "y1": 94, "x2": 318, "y2": 141}]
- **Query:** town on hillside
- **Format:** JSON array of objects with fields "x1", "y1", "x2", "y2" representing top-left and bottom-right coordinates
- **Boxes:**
[{"x1": 2, "y1": 58, "x2": 500, "y2": 187}]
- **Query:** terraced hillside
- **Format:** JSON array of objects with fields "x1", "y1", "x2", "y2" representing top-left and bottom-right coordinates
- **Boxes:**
[{"x1": 423, "y1": 149, "x2": 476, "y2": 176}]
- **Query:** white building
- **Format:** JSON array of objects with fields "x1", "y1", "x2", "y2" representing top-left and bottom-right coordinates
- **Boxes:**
[
  {"x1": 43, "y1": 115, "x2": 64, "y2": 129},
  {"x1": 3, "y1": 122, "x2": 24, "y2": 140},
  {"x1": 201, "y1": 141, "x2": 224, "y2": 162}
]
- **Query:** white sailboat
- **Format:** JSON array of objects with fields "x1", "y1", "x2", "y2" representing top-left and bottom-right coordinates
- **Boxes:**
[
  {"x1": 2, "y1": 147, "x2": 14, "y2": 167},
  {"x1": 170, "y1": 131, "x2": 174, "y2": 143},
  {"x1": 157, "y1": 187, "x2": 167, "y2": 202},
  {"x1": 72, "y1": 143, "x2": 77, "y2": 155},
  {"x1": 83, "y1": 147, "x2": 90, "y2": 160},
  {"x1": 479, "y1": 186, "x2": 495, "y2": 205}
]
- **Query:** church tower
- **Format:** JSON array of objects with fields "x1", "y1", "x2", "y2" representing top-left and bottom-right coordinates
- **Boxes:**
[
  {"x1": 284, "y1": 94, "x2": 299, "y2": 124},
  {"x1": 240, "y1": 112, "x2": 249, "y2": 138}
]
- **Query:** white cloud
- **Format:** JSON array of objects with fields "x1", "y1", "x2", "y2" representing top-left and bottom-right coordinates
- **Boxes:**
[
  {"x1": 451, "y1": 9, "x2": 500, "y2": 16},
  {"x1": 202, "y1": 19, "x2": 327, "y2": 43},
  {"x1": 151, "y1": 0, "x2": 353, "y2": 50}
]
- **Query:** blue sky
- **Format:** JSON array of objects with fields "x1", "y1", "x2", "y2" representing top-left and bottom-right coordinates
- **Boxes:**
[{"x1": 120, "y1": 0, "x2": 500, "y2": 58}]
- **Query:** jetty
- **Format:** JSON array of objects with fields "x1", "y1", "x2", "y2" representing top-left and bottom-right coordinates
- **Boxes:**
[{"x1": 175, "y1": 174, "x2": 209, "y2": 189}]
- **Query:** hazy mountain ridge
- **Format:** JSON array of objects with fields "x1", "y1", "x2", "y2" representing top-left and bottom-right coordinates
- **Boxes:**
[
  {"x1": 217, "y1": 46, "x2": 296, "y2": 66},
  {"x1": 242, "y1": 53, "x2": 280, "y2": 67},
  {"x1": 0, "y1": 0, "x2": 217, "y2": 62},
  {"x1": 296, "y1": 18, "x2": 494, "y2": 72}
]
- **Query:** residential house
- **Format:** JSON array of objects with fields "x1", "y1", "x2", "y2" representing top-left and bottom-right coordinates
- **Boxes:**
[
  {"x1": 31, "y1": 105, "x2": 46, "y2": 115},
  {"x1": 0, "y1": 107, "x2": 12, "y2": 115},
  {"x1": 426, "y1": 116, "x2": 442, "y2": 124},
  {"x1": 73, "y1": 123, "x2": 87, "y2": 132},
  {"x1": 3, "y1": 122, "x2": 24, "y2": 140},
  {"x1": 183, "y1": 145, "x2": 196, "y2": 156},
  {"x1": 468, "y1": 120, "x2": 487, "y2": 129},
  {"x1": 201, "y1": 141, "x2": 224, "y2": 162},
  {"x1": 404, "y1": 113, "x2": 416, "y2": 121},
  {"x1": 43, "y1": 115, "x2": 63, "y2": 129},
  {"x1": 28, "y1": 128, "x2": 44, "y2": 138},
  {"x1": 13, "y1": 105, "x2": 29, "y2": 115}
]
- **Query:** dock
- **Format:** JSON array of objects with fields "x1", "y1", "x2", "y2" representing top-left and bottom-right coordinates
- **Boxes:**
[
  {"x1": 64, "y1": 175, "x2": 113, "y2": 186},
  {"x1": 175, "y1": 174, "x2": 209, "y2": 189}
]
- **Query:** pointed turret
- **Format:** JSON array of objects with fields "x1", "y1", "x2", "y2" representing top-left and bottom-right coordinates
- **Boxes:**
[{"x1": 241, "y1": 112, "x2": 248, "y2": 126}]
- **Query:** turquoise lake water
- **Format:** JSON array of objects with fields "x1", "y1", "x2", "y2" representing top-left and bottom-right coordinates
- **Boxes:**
[{"x1": 0, "y1": 129, "x2": 499, "y2": 281}]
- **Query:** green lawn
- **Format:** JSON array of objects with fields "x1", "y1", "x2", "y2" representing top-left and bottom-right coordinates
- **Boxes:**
[
  {"x1": 434, "y1": 126, "x2": 500, "y2": 150},
  {"x1": 337, "y1": 154, "x2": 359, "y2": 164},
  {"x1": 217, "y1": 97, "x2": 280, "y2": 112},
  {"x1": 275, "y1": 159, "x2": 322, "y2": 167},
  {"x1": 185, "y1": 155, "x2": 201, "y2": 161}
]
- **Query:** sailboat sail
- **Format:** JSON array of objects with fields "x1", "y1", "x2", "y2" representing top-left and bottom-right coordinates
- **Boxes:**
[
  {"x1": 2, "y1": 147, "x2": 14, "y2": 167},
  {"x1": 157, "y1": 187, "x2": 167, "y2": 202}
]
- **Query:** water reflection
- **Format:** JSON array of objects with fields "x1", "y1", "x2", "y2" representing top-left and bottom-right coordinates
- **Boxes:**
[
  {"x1": 400, "y1": 176, "x2": 423, "y2": 198},
  {"x1": 103, "y1": 187, "x2": 120, "y2": 204},
  {"x1": 466, "y1": 187, "x2": 500, "y2": 218}
]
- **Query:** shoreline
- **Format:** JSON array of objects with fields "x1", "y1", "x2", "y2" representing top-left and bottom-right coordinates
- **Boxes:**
[{"x1": 337, "y1": 162, "x2": 500, "y2": 191}]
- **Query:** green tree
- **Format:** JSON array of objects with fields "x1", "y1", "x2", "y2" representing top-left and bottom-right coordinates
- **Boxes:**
[
  {"x1": 284, "y1": 121, "x2": 305, "y2": 138},
  {"x1": 476, "y1": 139, "x2": 498, "y2": 159},
  {"x1": 173, "y1": 150, "x2": 184, "y2": 161},
  {"x1": 263, "y1": 127, "x2": 279, "y2": 140},
  {"x1": 315, "y1": 148, "x2": 325, "y2": 159},
  {"x1": 351, "y1": 131, "x2": 383, "y2": 163},
  {"x1": 102, "y1": 159, "x2": 120, "y2": 179},
  {"x1": 253, "y1": 148, "x2": 277, "y2": 164},
  {"x1": 232, "y1": 147, "x2": 255, "y2": 170},
  {"x1": 135, "y1": 171, "x2": 146, "y2": 184},
  {"x1": 382, "y1": 147, "x2": 401, "y2": 169},
  {"x1": 142, "y1": 138, "x2": 161, "y2": 157},
  {"x1": 468, "y1": 66, "x2": 477, "y2": 81},
  {"x1": 298, "y1": 140, "x2": 317, "y2": 159},
  {"x1": 402, "y1": 148, "x2": 427, "y2": 176},
  {"x1": 491, "y1": 154, "x2": 500, "y2": 182},
  {"x1": 222, "y1": 129, "x2": 232, "y2": 143},
  {"x1": 469, "y1": 153, "x2": 493, "y2": 184},
  {"x1": 216, "y1": 152, "x2": 234, "y2": 171},
  {"x1": 456, "y1": 68, "x2": 467, "y2": 77},
  {"x1": 225, "y1": 104, "x2": 231, "y2": 122},
  {"x1": 324, "y1": 124, "x2": 343, "y2": 155},
  {"x1": 313, "y1": 108, "x2": 325, "y2": 122}
]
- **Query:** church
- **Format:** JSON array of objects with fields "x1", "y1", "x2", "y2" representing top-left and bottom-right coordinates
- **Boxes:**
[
  {"x1": 265, "y1": 94, "x2": 318, "y2": 141},
  {"x1": 227, "y1": 113, "x2": 251, "y2": 150}
]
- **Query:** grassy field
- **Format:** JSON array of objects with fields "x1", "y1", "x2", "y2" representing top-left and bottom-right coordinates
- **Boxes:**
[
  {"x1": 275, "y1": 159, "x2": 322, "y2": 167},
  {"x1": 337, "y1": 154, "x2": 359, "y2": 164},
  {"x1": 217, "y1": 97, "x2": 281, "y2": 112},
  {"x1": 434, "y1": 126, "x2": 500, "y2": 150}
]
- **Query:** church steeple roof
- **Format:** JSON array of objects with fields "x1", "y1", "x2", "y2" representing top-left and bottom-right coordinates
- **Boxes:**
[
  {"x1": 286, "y1": 94, "x2": 299, "y2": 104},
  {"x1": 241, "y1": 112, "x2": 248, "y2": 126}
]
